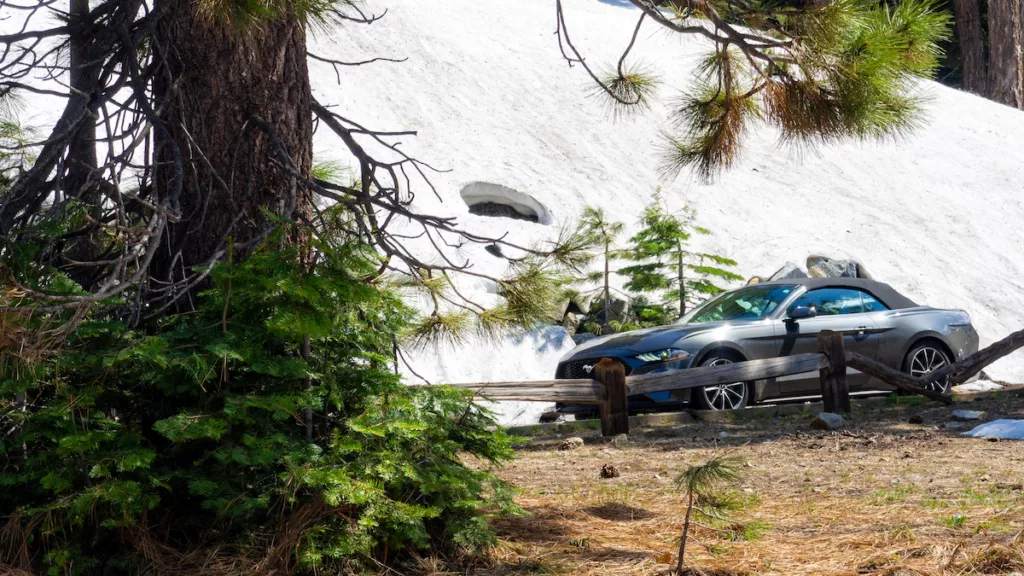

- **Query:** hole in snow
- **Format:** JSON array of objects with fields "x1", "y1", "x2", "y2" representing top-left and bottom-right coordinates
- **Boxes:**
[{"x1": 460, "y1": 182, "x2": 550, "y2": 225}]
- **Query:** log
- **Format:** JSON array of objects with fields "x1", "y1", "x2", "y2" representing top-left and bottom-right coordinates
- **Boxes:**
[
  {"x1": 445, "y1": 378, "x2": 605, "y2": 404},
  {"x1": 845, "y1": 352, "x2": 953, "y2": 404},
  {"x1": 626, "y1": 353, "x2": 828, "y2": 397},
  {"x1": 923, "y1": 326, "x2": 1024, "y2": 387},
  {"x1": 593, "y1": 358, "x2": 629, "y2": 437}
]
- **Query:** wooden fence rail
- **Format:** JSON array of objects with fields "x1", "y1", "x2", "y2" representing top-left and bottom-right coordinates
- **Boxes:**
[{"x1": 448, "y1": 327, "x2": 1024, "y2": 436}]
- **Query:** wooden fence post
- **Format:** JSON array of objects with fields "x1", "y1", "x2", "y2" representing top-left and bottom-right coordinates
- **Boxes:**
[
  {"x1": 818, "y1": 331, "x2": 850, "y2": 413},
  {"x1": 593, "y1": 358, "x2": 629, "y2": 437}
]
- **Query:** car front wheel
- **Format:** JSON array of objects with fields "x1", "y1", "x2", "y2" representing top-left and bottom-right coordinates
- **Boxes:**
[
  {"x1": 902, "y1": 343, "x2": 952, "y2": 394},
  {"x1": 693, "y1": 356, "x2": 750, "y2": 411}
]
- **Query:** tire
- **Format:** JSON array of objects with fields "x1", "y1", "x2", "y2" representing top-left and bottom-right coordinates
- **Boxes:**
[
  {"x1": 693, "y1": 356, "x2": 751, "y2": 411},
  {"x1": 902, "y1": 342, "x2": 953, "y2": 394}
]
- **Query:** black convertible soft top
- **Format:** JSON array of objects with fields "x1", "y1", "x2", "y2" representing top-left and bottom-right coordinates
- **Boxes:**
[{"x1": 756, "y1": 277, "x2": 919, "y2": 310}]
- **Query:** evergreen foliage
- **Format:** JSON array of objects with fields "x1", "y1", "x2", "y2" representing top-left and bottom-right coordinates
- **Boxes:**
[
  {"x1": 0, "y1": 226, "x2": 520, "y2": 574},
  {"x1": 580, "y1": 206, "x2": 625, "y2": 322},
  {"x1": 618, "y1": 195, "x2": 742, "y2": 317},
  {"x1": 673, "y1": 455, "x2": 746, "y2": 572},
  {"x1": 558, "y1": 0, "x2": 953, "y2": 180}
]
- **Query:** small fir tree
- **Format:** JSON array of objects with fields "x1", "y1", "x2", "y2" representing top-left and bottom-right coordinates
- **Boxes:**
[
  {"x1": 580, "y1": 206, "x2": 625, "y2": 322},
  {"x1": 674, "y1": 456, "x2": 745, "y2": 573},
  {"x1": 619, "y1": 196, "x2": 742, "y2": 317}
]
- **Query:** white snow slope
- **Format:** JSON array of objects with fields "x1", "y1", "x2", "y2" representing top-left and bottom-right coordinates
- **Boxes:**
[{"x1": 307, "y1": 0, "x2": 1024, "y2": 423}]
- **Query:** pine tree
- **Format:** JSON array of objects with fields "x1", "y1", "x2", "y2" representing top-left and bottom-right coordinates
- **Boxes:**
[
  {"x1": 580, "y1": 206, "x2": 625, "y2": 322},
  {"x1": 674, "y1": 456, "x2": 744, "y2": 573},
  {"x1": 619, "y1": 195, "x2": 742, "y2": 316}
]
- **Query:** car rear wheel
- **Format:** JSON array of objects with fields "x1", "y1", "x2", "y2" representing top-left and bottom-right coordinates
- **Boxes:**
[
  {"x1": 902, "y1": 343, "x2": 952, "y2": 393},
  {"x1": 693, "y1": 356, "x2": 750, "y2": 411}
]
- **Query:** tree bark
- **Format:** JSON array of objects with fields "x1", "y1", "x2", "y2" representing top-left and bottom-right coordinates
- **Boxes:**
[
  {"x1": 603, "y1": 240, "x2": 611, "y2": 321},
  {"x1": 64, "y1": 0, "x2": 105, "y2": 288},
  {"x1": 152, "y1": 0, "x2": 314, "y2": 294},
  {"x1": 677, "y1": 244, "x2": 686, "y2": 316},
  {"x1": 988, "y1": 0, "x2": 1024, "y2": 109},
  {"x1": 952, "y1": 0, "x2": 988, "y2": 94}
]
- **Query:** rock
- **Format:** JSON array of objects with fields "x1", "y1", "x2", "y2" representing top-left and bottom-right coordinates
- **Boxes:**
[
  {"x1": 909, "y1": 414, "x2": 925, "y2": 425},
  {"x1": 594, "y1": 297, "x2": 630, "y2": 323},
  {"x1": 746, "y1": 276, "x2": 762, "y2": 285},
  {"x1": 810, "y1": 412, "x2": 845, "y2": 431},
  {"x1": 545, "y1": 296, "x2": 571, "y2": 324},
  {"x1": 558, "y1": 437, "x2": 584, "y2": 451},
  {"x1": 562, "y1": 312, "x2": 581, "y2": 335},
  {"x1": 718, "y1": 431, "x2": 730, "y2": 439},
  {"x1": 568, "y1": 292, "x2": 596, "y2": 315},
  {"x1": 541, "y1": 412, "x2": 576, "y2": 424},
  {"x1": 572, "y1": 332, "x2": 598, "y2": 345},
  {"x1": 611, "y1": 433, "x2": 629, "y2": 447},
  {"x1": 769, "y1": 261, "x2": 808, "y2": 281},
  {"x1": 539, "y1": 411, "x2": 561, "y2": 423},
  {"x1": 952, "y1": 409, "x2": 987, "y2": 421},
  {"x1": 600, "y1": 463, "x2": 620, "y2": 479},
  {"x1": 807, "y1": 255, "x2": 860, "y2": 278},
  {"x1": 942, "y1": 421, "x2": 965, "y2": 430}
]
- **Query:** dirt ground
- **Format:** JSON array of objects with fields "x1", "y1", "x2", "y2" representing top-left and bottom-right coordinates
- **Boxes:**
[{"x1": 472, "y1": 392, "x2": 1024, "y2": 576}]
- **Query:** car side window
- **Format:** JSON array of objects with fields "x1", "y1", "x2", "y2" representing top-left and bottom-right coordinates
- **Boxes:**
[
  {"x1": 788, "y1": 288, "x2": 881, "y2": 316},
  {"x1": 860, "y1": 291, "x2": 889, "y2": 312}
]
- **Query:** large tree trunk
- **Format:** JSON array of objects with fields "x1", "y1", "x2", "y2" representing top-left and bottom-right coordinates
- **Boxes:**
[
  {"x1": 988, "y1": 0, "x2": 1024, "y2": 108},
  {"x1": 952, "y1": 0, "x2": 988, "y2": 94},
  {"x1": 152, "y1": 0, "x2": 314, "y2": 296},
  {"x1": 64, "y1": 0, "x2": 105, "y2": 288}
]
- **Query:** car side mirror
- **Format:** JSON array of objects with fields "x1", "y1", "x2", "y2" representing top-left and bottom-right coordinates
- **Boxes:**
[{"x1": 787, "y1": 305, "x2": 817, "y2": 321}]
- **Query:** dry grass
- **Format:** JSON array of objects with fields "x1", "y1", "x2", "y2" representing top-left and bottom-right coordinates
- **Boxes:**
[{"x1": 462, "y1": 393, "x2": 1024, "y2": 576}]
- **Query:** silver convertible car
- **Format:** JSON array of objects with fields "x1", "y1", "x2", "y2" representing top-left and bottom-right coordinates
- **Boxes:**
[{"x1": 554, "y1": 278, "x2": 979, "y2": 413}]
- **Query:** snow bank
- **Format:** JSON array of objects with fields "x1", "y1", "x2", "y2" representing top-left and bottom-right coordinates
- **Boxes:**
[
  {"x1": 306, "y1": 0, "x2": 1024, "y2": 420},
  {"x1": 963, "y1": 420, "x2": 1024, "y2": 441},
  {"x1": 401, "y1": 326, "x2": 575, "y2": 426}
]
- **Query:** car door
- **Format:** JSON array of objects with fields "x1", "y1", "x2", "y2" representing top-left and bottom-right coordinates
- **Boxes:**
[{"x1": 772, "y1": 287, "x2": 882, "y2": 394}]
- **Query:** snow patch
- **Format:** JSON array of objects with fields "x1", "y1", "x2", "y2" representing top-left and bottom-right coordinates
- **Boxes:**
[
  {"x1": 962, "y1": 419, "x2": 1024, "y2": 440},
  {"x1": 953, "y1": 379, "x2": 1005, "y2": 393}
]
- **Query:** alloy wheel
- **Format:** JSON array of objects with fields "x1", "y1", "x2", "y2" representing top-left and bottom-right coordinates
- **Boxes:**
[
  {"x1": 701, "y1": 358, "x2": 748, "y2": 410},
  {"x1": 909, "y1": 346, "x2": 951, "y2": 392}
]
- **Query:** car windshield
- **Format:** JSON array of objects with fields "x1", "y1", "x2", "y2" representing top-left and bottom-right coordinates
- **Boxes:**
[{"x1": 678, "y1": 284, "x2": 796, "y2": 324}]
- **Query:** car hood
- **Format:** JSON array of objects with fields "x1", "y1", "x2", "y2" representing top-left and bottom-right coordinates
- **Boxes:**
[{"x1": 562, "y1": 320, "x2": 753, "y2": 362}]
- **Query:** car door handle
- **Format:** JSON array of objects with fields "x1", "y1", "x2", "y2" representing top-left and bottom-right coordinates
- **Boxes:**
[{"x1": 856, "y1": 326, "x2": 868, "y2": 336}]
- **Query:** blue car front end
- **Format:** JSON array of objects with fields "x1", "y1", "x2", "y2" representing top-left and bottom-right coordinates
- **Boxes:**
[{"x1": 553, "y1": 344, "x2": 698, "y2": 414}]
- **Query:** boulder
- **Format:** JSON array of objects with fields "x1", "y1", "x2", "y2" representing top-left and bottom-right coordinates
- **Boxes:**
[
  {"x1": 746, "y1": 276, "x2": 762, "y2": 285},
  {"x1": 572, "y1": 332, "x2": 599, "y2": 345},
  {"x1": 810, "y1": 412, "x2": 845, "y2": 431},
  {"x1": 593, "y1": 297, "x2": 629, "y2": 323},
  {"x1": 568, "y1": 292, "x2": 596, "y2": 315},
  {"x1": 545, "y1": 297, "x2": 571, "y2": 324},
  {"x1": 558, "y1": 437, "x2": 584, "y2": 451},
  {"x1": 806, "y1": 255, "x2": 859, "y2": 278},
  {"x1": 562, "y1": 312, "x2": 581, "y2": 335},
  {"x1": 769, "y1": 261, "x2": 808, "y2": 281},
  {"x1": 611, "y1": 433, "x2": 629, "y2": 447}
]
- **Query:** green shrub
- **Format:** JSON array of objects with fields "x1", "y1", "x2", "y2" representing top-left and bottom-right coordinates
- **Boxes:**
[{"x1": 0, "y1": 234, "x2": 518, "y2": 574}]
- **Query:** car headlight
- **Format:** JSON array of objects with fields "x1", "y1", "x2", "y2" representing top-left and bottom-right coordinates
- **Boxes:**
[{"x1": 634, "y1": 348, "x2": 690, "y2": 363}]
